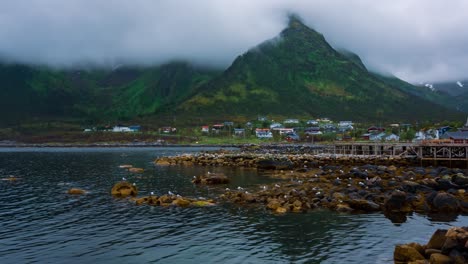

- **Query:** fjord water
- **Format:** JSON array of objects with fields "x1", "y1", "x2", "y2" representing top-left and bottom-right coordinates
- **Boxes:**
[{"x1": 1, "y1": 148, "x2": 468, "y2": 264}]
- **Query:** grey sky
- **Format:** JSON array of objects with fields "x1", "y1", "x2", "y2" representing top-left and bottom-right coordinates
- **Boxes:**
[{"x1": 0, "y1": 0, "x2": 467, "y2": 82}]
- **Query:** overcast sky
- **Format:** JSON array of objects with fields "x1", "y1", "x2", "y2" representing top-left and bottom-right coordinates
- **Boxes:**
[{"x1": 1, "y1": 0, "x2": 467, "y2": 83}]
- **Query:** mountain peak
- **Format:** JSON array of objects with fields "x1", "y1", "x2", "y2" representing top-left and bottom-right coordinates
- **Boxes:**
[{"x1": 287, "y1": 14, "x2": 306, "y2": 28}]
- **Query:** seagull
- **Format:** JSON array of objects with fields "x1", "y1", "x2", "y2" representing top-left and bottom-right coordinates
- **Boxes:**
[
  {"x1": 347, "y1": 184, "x2": 351, "y2": 187},
  {"x1": 358, "y1": 182, "x2": 365, "y2": 186},
  {"x1": 316, "y1": 191, "x2": 321, "y2": 196},
  {"x1": 336, "y1": 177, "x2": 340, "y2": 180},
  {"x1": 122, "y1": 177, "x2": 126, "y2": 181},
  {"x1": 176, "y1": 194, "x2": 181, "y2": 198},
  {"x1": 193, "y1": 176, "x2": 196, "y2": 179},
  {"x1": 274, "y1": 184, "x2": 280, "y2": 188},
  {"x1": 168, "y1": 191, "x2": 174, "y2": 195},
  {"x1": 132, "y1": 183, "x2": 136, "y2": 186},
  {"x1": 150, "y1": 191, "x2": 154, "y2": 196},
  {"x1": 261, "y1": 186, "x2": 267, "y2": 190},
  {"x1": 297, "y1": 180, "x2": 303, "y2": 184},
  {"x1": 237, "y1": 186, "x2": 244, "y2": 190},
  {"x1": 225, "y1": 188, "x2": 230, "y2": 191},
  {"x1": 245, "y1": 191, "x2": 250, "y2": 194},
  {"x1": 339, "y1": 170, "x2": 344, "y2": 174}
]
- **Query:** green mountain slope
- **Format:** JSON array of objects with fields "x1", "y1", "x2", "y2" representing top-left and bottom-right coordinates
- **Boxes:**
[
  {"x1": 0, "y1": 62, "x2": 218, "y2": 124},
  {"x1": 178, "y1": 17, "x2": 461, "y2": 121}
]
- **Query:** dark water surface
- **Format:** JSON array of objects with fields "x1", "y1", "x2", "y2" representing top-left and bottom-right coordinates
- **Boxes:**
[{"x1": 1, "y1": 147, "x2": 467, "y2": 264}]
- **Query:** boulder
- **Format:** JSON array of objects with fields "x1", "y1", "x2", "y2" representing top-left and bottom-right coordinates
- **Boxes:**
[
  {"x1": 172, "y1": 198, "x2": 191, "y2": 207},
  {"x1": 275, "y1": 207, "x2": 288, "y2": 214},
  {"x1": 427, "y1": 229, "x2": 448, "y2": 250},
  {"x1": 192, "y1": 200, "x2": 216, "y2": 207},
  {"x1": 429, "y1": 253, "x2": 453, "y2": 264},
  {"x1": 155, "y1": 159, "x2": 171, "y2": 165},
  {"x1": 431, "y1": 192, "x2": 460, "y2": 212},
  {"x1": 336, "y1": 203, "x2": 353, "y2": 213},
  {"x1": 111, "y1": 182, "x2": 138, "y2": 198},
  {"x1": 394, "y1": 244, "x2": 426, "y2": 262},
  {"x1": 452, "y1": 174, "x2": 468, "y2": 187},
  {"x1": 129, "y1": 167, "x2": 144, "y2": 173},
  {"x1": 348, "y1": 199, "x2": 380, "y2": 212},
  {"x1": 192, "y1": 173, "x2": 229, "y2": 184},
  {"x1": 384, "y1": 191, "x2": 411, "y2": 213},
  {"x1": 68, "y1": 188, "x2": 85, "y2": 195},
  {"x1": 267, "y1": 199, "x2": 282, "y2": 210}
]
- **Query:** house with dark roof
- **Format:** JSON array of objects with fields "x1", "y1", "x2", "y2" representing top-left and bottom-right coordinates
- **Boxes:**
[{"x1": 440, "y1": 117, "x2": 468, "y2": 143}]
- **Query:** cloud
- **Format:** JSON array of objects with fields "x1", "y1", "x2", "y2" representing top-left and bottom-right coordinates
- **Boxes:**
[{"x1": 0, "y1": 0, "x2": 467, "y2": 82}]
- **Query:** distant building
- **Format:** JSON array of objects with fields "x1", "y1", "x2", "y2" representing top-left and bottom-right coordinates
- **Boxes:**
[
  {"x1": 270, "y1": 123, "x2": 283, "y2": 129},
  {"x1": 161, "y1": 127, "x2": 176, "y2": 133},
  {"x1": 255, "y1": 128, "x2": 273, "y2": 139},
  {"x1": 284, "y1": 119, "x2": 299, "y2": 124},
  {"x1": 201, "y1": 126, "x2": 210, "y2": 133},
  {"x1": 272, "y1": 127, "x2": 294, "y2": 135},
  {"x1": 304, "y1": 127, "x2": 322, "y2": 135},
  {"x1": 113, "y1": 125, "x2": 132, "y2": 132},
  {"x1": 306, "y1": 120, "x2": 318, "y2": 125},
  {"x1": 234, "y1": 128, "x2": 245, "y2": 136},
  {"x1": 385, "y1": 134, "x2": 400, "y2": 141}
]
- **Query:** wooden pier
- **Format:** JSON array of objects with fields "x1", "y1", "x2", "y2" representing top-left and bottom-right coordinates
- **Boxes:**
[{"x1": 320, "y1": 142, "x2": 468, "y2": 164}]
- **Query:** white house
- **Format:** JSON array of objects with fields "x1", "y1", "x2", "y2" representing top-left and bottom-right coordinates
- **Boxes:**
[
  {"x1": 385, "y1": 133, "x2": 400, "y2": 141},
  {"x1": 270, "y1": 123, "x2": 283, "y2": 129},
  {"x1": 112, "y1": 126, "x2": 132, "y2": 132},
  {"x1": 284, "y1": 119, "x2": 299, "y2": 124}
]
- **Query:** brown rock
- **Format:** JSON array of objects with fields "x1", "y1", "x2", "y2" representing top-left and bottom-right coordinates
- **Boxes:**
[
  {"x1": 267, "y1": 199, "x2": 281, "y2": 210},
  {"x1": 68, "y1": 188, "x2": 85, "y2": 195},
  {"x1": 172, "y1": 198, "x2": 191, "y2": 207},
  {"x1": 129, "y1": 167, "x2": 144, "y2": 173},
  {"x1": 155, "y1": 159, "x2": 171, "y2": 165},
  {"x1": 336, "y1": 203, "x2": 353, "y2": 212},
  {"x1": 425, "y1": 249, "x2": 442, "y2": 257},
  {"x1": 192, "y1": 173, "x2": 229, "y2": 184},
  {"x1": 431, "y1": 192, "x2": 460, "y2": 212},
  {"x1": 111, "y1": 182, "x2": 138, "y2": 198},
  {"x1": 427, "y1": 229, "x2": 448, "y2": 250},
  {"x1": 407, "y1": 242, "x2": 425, "y2": 256},
  {"x1": 429, "y1": 253, "x2": 453, "y2": 264},
  {"x1": 275, "y1": 207, "x2": 288, "y2": 214},
  {"x1": 394, "y1": 244, "x2": 426, "y2": 262},
  {"x1": 135, "y1": 197, "x2": 149, "y2": 205}
]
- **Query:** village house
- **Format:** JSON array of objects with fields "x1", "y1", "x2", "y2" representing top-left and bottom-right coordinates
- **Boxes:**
[
  {"x1": 161, "y1": 127, "x2": 176, "y2": 133},
  {"x1": 255, "y1": 128, "x2": 273, "y2": 139},
  {"x1": 201, "y1": 126, "x2": 210, "y2": 133},
  {"x1": 112, "y1": 125, "x2": 140, "y2": 132},
  {"x1": 304, "y1": 127, "x2": 322, "y2": 135},
  {"x1": 234, "y1": 128, "x2": 245, "y2": 137},
  {"x1": 367, "y1": 126, "x2": 385, "y2": 133},
  {"x1": 284, "y1": 119, "x2": 299, "y2": 124},
  {"x1": 306, "y1": 119, "x2": 319, "y2": 125},
  {"x1": 338, "y1": 121, "x2": 354, "y2": 132},
  {"x1": 441, "y1": 118, "x2": 468, "y2": 143},
  {"x1": 385, "y1": 133, "x2": 400, "y2": 141},
  {"x1": 212, "y1": 124, "x2": 224, "y2": 133},
  {"x1": 270, "y1": 122, "x2": 283, "y2": 129},
  {"x1": 272, "y1": 127, "x2": 295, "y2": 135}
]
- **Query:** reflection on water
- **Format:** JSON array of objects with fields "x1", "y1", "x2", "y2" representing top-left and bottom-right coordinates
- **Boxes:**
[{"x1": 0, "y1": 147, "x2": 467, "y2": 264}]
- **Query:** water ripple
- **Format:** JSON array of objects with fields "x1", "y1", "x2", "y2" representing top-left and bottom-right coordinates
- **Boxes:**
[{"x1": 1, "y1": 148, "x2": 468, "y2": 264}]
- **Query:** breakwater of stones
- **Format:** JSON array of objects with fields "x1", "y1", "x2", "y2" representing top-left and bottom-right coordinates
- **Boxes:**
[{"x1": 155, "y1": 151, "x2": 468, "y2": 220}]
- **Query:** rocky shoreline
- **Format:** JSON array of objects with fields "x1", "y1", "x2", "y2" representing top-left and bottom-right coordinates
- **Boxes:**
[
  {"x1": 155, "y1": 151, "x2": 468, "y2": 220},
  {"x1": 394, "y1": 227, "x2": 468, "y2": 263}
]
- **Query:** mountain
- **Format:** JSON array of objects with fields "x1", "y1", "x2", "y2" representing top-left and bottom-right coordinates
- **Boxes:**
[
  {"x1": 0, "y1": 62, "x2": 218, "y2": 125},
  {"x1": 177, "y1": 16, "x2": 461, "y2": 121},
  {"x1": 421, "y1": 80, "x2": 468, "y2": 96},
  {"x1": 0, "y1": 16, "x2": 464, "y2": 127}
]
